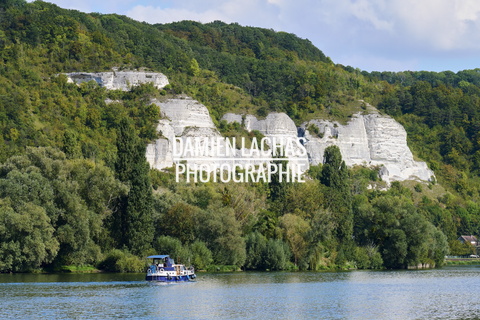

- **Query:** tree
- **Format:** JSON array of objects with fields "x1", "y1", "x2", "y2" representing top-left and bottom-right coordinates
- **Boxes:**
[
  {"x1": 112, "y1": 118, "x2": 154, "y2": 255},
  {"x1": 320, "y1": 145, "x2": 353, "y2": 261},
  {"x1": 0, "y1": 147, "x2": 126, "y2": 267},
  {"x1": 62, "y1": 130, "x2": 82, "y2": 159},
  {"x1": 195, "y1": 207, "x2": 246, "y2": 266},
  {"x1": 359, "y1": 195, "x2": 449, "y2": 269},
  {"x1": 154, "y1": 236, "x2": 190, "y2": 264},
  {"x1": 268, "y1": 154, "x2": 289, "y2": 205},
  {"x1": 449, "y1": 239, "x2": 475, "y2": 256},
  {"x1": 244, "y1": 232, "x2": 267, "y2": 270},
  {"x1": 278, "y1": 213, "x2": 310, "y2": 267},
  {"x1": 321, "y1": 145, "x2": 349, "y2": 191},
  {"x1": 382, "y1": 229, "x2": 408, "y2": 269},
  {"x1": 189, "y1": 58, "x2": 200, "y2": 76},
  {"x1": 0, "y1": 201, "x2": 59, "y2": 272},
  {"x1": 160, "y1": 202, "x2": 198, "y2": 244},
  {"x1": 263, "y1": 238, "x2": 291, "y2": 270},
  {"x1": 190, "y1": 241, "x2": 213, "y2": 270}
]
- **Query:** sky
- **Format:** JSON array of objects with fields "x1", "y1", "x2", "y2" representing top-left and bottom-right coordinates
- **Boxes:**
[{"x1": 29, "y1": 0, "x2": 480, "y2": 72}]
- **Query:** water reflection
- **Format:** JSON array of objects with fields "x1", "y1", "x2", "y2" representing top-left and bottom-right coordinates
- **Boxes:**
[{"x1": 0, "y1": 267, "x2": 479, "y2": 319}]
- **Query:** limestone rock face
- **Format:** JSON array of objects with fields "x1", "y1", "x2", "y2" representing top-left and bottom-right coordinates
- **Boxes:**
[
  {"x1": 64, "y1": 71, "x2": 169, "y2": 91},
  {"x1": 153, "y1": 98, "x2": 216, "y2": 135},
  {"x1": 244, "y1": 113, "x2": 298, "y2": 137},
  {"x1": 146, "y1": 97, "x2": 433, "y2": 184},
  {"x1": 222, "y1": 113, "x2": 243, "y2": 124},
  {"x1": 147, "y1": 100, "x2": 307, "y2": 173},
  {"x1": 302, "y1": 112, "x2": 434, "y2": 183},
  {"x1": 235, "y1": 113, "x2": 309, "y2": 169},
  {"x1": 146, "y1": 120, "x2": 176, "y2": 169},
  {"x1": 65, "y1": 70, "x2": 433, "y2": 183},
  {"x1": 147, "y1": 98, "x2": 221, "y2": 169}
]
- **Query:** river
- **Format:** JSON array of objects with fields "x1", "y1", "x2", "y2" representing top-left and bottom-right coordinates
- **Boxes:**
[{"x1": 1, "y1": 266, "x2": 479, "y2": 319}]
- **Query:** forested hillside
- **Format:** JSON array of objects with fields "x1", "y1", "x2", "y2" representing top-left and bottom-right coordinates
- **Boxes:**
[{"x1": 0, "y1": 0, "x2": 478, "y2": 273}]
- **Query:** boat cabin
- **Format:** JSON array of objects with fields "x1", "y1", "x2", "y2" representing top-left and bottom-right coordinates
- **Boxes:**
[
  {"x1": 147, "y1": 254, "x2": 175, "y2": 268},
  {"x1": 146, "y1": 254, "x2": 195, "y2": 282}
]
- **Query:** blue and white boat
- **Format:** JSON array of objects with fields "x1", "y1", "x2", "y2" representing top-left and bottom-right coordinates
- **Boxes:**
[{"x1": 145, "y1": 255, "x2": 196, "y2": 282}]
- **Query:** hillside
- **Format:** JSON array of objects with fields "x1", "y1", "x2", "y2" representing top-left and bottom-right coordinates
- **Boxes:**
[{"x1": 0, "y1": 0, "x2": 478, "y2": 272}]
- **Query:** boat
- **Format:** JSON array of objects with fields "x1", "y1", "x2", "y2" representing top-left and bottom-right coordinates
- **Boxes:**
[{"x1": 145, "y1": 255, "x2": 196, "y2": 282}]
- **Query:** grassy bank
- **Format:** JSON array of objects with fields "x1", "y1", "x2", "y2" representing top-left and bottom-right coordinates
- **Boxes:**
[{"x1": 445, "y1": 259, "x2": 480, "y2": 266}]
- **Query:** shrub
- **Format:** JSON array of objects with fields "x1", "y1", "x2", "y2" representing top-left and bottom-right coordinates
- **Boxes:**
[
  {"x1": 307, "y1": 123, "x2": 319, "y2": 135},
  {"x1": 98, "y1": 249, "x2": 145, "y2": 272},
  {"x1": 414, "y1": 183, "x2": 423, "y2": 192},
  {"x1": 354, "y1": 246, "x2": 383, "y2": 269},
  {"x1": 244, "y1": 232, "x2": 267, "y2": 270},
  {"x1": 190, "y1": 241, "x2": 213, "y2": 270},
  {"x1": 264, "y1": 239, "x2": 291, "y2": 271},
  {"x1": 244, "y1": 232, "x2": 291, "y2": 270}
]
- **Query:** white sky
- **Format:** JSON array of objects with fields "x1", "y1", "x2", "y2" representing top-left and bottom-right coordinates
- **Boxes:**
[{"x1": 29, "y1": 0, "x2": 480, "y2": 72}]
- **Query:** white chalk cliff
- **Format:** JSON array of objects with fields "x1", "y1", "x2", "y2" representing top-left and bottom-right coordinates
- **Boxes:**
[
  {"x1": 146, "y1": 97, "x2": 222, "y2": 169},
  {"x1": 239, "y1": 113, "x2": 309, "y2": 170},
  {"x1": 71, "y1": 71, "x2": 434, "y2": 183},
  {"x1": 145, "y1": 97, "x2": 283, "y2": 170},
  {"x1": 146, "y1": 96, "x2": 433, "y2": 183},
  {"x1": 299, "y1": 110, "x2": 434, "y2": 183},
  {"x1": 64, "y1": 71, "x2": 169, "y2": 91}
]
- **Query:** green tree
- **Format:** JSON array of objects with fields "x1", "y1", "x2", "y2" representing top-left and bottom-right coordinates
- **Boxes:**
[
  {"x1": 62, "y1": 130, "x2": 82, "y2": 159},
  {"x1": 382, "y1": 229, "x2": 408, "y2": 269},
  {"x1": 278, "y1": 213, "x2": 310, "y2": 267},
  {"x1": 189, "y1": 58, "x2": 201, "y2": 76},
  {"x1": 263, "y1": 238, "x2": 291, "y2": 270},
  {"x1": 0, "y1": 147, "x2": 126, "y2": 267},
  {"x1": 321, "y1": 145, "x2": 349, "y2": 191},
  {"x1": 0, "y1": 201, "x2": 59, "y2": 272},
  {"x1": 195, "y1": 207, "x2": 246, "y2": 266},
  {"x1": 320, "y1": 145, "x2": 353, "y2": 262},
  {"x1": 160, "y1": 202, "x2": 198, "y2": 244},
  {"x1": 244, "y1": 232, "x2": 267, "y2": 270},
  {"x1": 449, "y1": 239, "x2": 475, "y2": 256},
  {"x1": 358, "y1": 195, "x2": 449, "y2": 269},
  {"x1": 97, "y1": 249, "x2": 145, "y2": 273},
  {"x1": 268, "y1": 155, "x2": 289, "y2": 206},
  {"x1": 190, "y1": 241, "x2": 213, "y2": 270},
  {"x1": 154, "y1": 236, "x2": 190, "y2": 264},
  {"x1": 112, "y1": 118, "x2": 154, "y2": 255}
]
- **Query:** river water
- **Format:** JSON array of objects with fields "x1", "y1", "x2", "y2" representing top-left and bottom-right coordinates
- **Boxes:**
[{"x1": 1, "y1": 266, "x2": 479, "y2": 320}]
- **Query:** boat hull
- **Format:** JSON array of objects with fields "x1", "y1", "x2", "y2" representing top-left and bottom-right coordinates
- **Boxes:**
[{"x1": 146, "y1": 274, "x2": 196, "y2": 282}]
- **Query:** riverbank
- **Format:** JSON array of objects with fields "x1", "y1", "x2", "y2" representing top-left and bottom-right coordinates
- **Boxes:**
[
  {"x1": 13, "y1": 259, "x2": 480, "y2": 275},
  {"x1": 445, "y1": 258, "x2": 480, "y2": 266}
]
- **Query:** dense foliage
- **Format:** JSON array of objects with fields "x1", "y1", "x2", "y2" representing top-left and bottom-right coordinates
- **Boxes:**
[{"x1": 0, "y1": 0, "x2": 478, "y2": 272}]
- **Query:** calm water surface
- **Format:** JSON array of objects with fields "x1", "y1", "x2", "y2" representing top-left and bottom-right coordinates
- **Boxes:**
[{"x1": 1, "y1": 266, "x2": 479, "y2": 319}]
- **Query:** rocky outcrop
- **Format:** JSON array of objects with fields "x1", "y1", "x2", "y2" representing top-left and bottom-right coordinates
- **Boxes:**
[
  {"x1": 146, "y1": 119, "x2": 176, "y2": 170},
  {"x1": 244, "y1": 113, "x2": 298, "y2": 136},
  {"x1": 154, "y1": 98, "x2": 216, "y2": 135},
  {"x1": 222, "y1": 113, "x2": 243, "y2": 124},
  {"x1": 222, "y1": 110, "x2": 434, "y2": 184},
  {"x1": 227, "y1": 113, "x2": 309, "y2": 169},
  {"x1": 146, "y1": 97, "x2": 221, "y2": 169},
  {"x1": 145, "y1": 97, "x2": 433, "y2": 184},
  {"x1": 64, "y1": 71, "x2": 169, "y2": 91},
  {"x1": 64, "y1": 70, "x2": 433, "y2": 183},
  {"x1": 301, "y1": 111, "x2": 434, "y2": 183}
]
